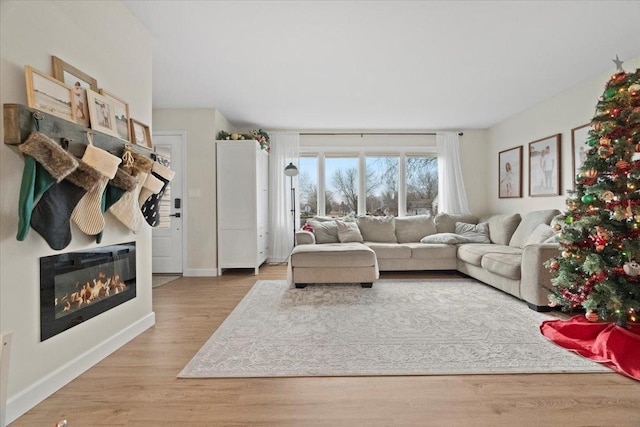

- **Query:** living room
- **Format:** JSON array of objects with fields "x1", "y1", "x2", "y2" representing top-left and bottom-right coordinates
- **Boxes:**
[{"x1": 1, "y1": 1, "x2": 639, "y2": 426}]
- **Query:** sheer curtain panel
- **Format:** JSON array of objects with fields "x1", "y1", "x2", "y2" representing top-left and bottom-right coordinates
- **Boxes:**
[
  {"x1": 436, "y1": 132, "x2": 471, "y2": 215},
  {"x1": 268, "y1": 132, "x2": 300, "y2": 263}
]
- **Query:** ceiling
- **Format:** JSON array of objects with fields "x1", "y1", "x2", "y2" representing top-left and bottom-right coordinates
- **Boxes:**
[{"x1": 123, "y1": 1, "x2": 640, "y2": 131}]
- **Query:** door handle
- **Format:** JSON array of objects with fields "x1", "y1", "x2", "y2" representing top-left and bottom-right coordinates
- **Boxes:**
[{"x1": 169, "y1": 213, "x2": 181, "y2": 218}]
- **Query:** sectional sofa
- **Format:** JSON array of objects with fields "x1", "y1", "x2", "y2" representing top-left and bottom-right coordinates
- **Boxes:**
[{"x1": 291, "y1": 209, "x2": 561, "y2": 311}]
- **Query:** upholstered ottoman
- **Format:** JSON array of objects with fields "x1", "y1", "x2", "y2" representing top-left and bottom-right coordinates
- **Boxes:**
[{"x1": 290, "y1": 242, "x2": 378, "y2": 288}]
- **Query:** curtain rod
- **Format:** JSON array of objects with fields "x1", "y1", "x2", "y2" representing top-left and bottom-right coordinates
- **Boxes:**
[{"x1": 299, "y1": 132, "x2": 463, "y2": 136}]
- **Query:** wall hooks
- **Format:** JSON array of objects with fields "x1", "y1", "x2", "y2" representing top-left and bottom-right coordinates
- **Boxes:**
[{"x1": 32, "y1": 111, "x2": 43, "y2": 131}]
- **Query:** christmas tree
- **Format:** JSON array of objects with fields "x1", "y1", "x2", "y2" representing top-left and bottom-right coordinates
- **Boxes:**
[{"x1": 547, "y1": 59, "x2": 640, "y2": 328}]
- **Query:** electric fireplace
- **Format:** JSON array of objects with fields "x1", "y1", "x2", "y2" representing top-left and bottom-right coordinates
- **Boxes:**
[{"x1": 40, "y1": 242, "x2": 136, "y2": 341}]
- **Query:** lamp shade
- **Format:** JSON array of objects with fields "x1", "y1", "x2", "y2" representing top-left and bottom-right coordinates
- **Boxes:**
[{"x1": 284, "y1": 162, "x2": 299, "y2": 177}]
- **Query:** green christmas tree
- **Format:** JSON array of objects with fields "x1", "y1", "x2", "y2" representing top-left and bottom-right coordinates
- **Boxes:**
[{"x1": 547, "y1": 60, "x2": 640, "y2": 327}]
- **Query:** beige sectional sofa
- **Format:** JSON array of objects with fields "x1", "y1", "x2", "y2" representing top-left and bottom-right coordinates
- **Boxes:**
[{"x1": 291, "y1": 209, "x2": 560, "y2": 311}]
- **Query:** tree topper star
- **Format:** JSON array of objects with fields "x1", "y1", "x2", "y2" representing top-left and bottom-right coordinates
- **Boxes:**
[{"x1": 612, "y1": 55, "x2": 624, "y2": 71}]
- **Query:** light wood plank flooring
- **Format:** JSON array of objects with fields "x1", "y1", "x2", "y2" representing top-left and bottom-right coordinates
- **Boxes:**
[{"x1": 11, "y1": 265, "x2": 640, "y2": 426}]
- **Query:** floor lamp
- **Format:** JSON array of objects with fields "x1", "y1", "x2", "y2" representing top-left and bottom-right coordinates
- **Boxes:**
[{"x1": 284, "y1": 162, "x2": 298, "y2": 247}]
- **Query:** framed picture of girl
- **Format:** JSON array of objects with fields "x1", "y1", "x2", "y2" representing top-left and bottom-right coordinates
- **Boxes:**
[
  {"x1": 99, "y1": 89, "x2": 130, "y2": 141},
  {"x1": 51, "y1": 56, "x2": 97, "y2": 128},
  {"x1": 130, "y1": 118, "x2": 152, "y2": 149},
  {"x1": 86, "y1": 90, "x2": 118, "y2": 137},
  {"x1": 498, "y1": 146, "x2": 523, "y2": 198}
]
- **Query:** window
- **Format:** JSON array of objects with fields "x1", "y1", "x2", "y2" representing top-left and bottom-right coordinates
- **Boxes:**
[
  {"x1": 298, "y1": 155, "x2": 318, "y2": 221},
  {"x1": 325, "y1": 156, "x2": 358, "y2": 217},
  {"x1": 366, "y1": 156, "x2": 399, "y2": 216},
  {"x1": 406, "y1": 155, "x2": 438, "y2": 216}
]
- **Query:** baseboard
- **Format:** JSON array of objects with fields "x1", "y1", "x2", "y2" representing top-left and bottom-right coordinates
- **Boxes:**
[
  {"x1": 6, "y1": 313, "x2": 155, "y2": 425},
  {"x1": 184, "y1": 268, "x2": 218, "y2": 277}
]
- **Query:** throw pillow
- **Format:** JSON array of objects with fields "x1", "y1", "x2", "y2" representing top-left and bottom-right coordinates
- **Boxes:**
[
  {"x1": 306, "y1": 220, "x2": 339, "y2": 244},
  {"x1": 487, "y1": 213, "x2": 521, "y2": 246},
  {"x1": 356, "y1": 215, "x2": 397, "y2": 243},
  {"x1": 434, "y1": 213, "x2": 479, "y2": 233},
  {"x1": 336, "y1": 220, "x2": 364, "y2": 243},
  {"x1": 509, "y1": 209, "x2": 560, "y2": 248},
  {"x1": 420, "y1": 233, "x2": 468, "y2": 244},
  {"x1": 523, "y1": 223, "x2": 557, "y2": 246},
  {"x1": 395, "y1": 215, "x2": 437, "y2": 243},
  {"x1": 455, "y1": 222, "x2": 491, "y2": 243}
]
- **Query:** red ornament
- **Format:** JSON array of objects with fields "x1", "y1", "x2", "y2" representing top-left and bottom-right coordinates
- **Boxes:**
[
  {"x1": 585, "y1": 311, "x2": 600, "y2": 322},
  {"x1": 550, "y1": 261, "x2": 560, "y2": 270},
  {"x1": 636, "y1": 143, "x2": 640, "y2": 152},
  {"x1": 616, "y1": 160, "x2": 630, "y2": 170},
  {"x1": 599, "y1": 137, "x2": 611, "y2": 146}
]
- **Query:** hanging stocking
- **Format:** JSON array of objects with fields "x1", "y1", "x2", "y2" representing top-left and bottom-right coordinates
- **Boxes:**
[
  {"x1": 108, "y1": 147, "x2": 153, "y2": 233},
  {"x1": 95, "y1": 167, "x2": 137, "y2": 244},
  {"x1": 16, "y1": 132, "x2": 78, "y2": 241},
  {"x1": 71, "y1": 142, "x2": 122, "y2": 235},
  {"x1": 138, "y1": 173, "x2": 164, "y2": 208},
  {"x1": 30, "y1": 159, "x2": 102, "y2": 250},
  {"x1": 140, "y1": 160, "x2": 175, "y2": 227}
]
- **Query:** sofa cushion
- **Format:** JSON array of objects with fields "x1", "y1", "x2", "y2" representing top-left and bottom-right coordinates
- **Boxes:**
[
  {"x1": 487, "y1": 213, "x2": 522, "y2": 245},
  {"x1": 291, "y1": 243, "x2": 375, "y2": 267},
  {"x1": 481, "y1": 253, "x2": 522, "y2": 280},
  {"x1": 457, "y1": 244, "x2": 523, "y2": 266},
  {"x1": 336, "y1": 220, "x2": 364, "y2": 243},
  {"x1": 404, "y1": 242, "x2": 457, "y2": 260},
  {"x1": 395, "y1": 215, "x2": 437, "y2": 243},
  {"x1": 455, "y1": 222, "x2": 491, "y2": 243},
  {"x1": 364, "y1": 242, "x2": 411, "y2": 259},
  {"x1": 312, "y1": 215, "x2": 355, "y2": 223},
  {"x1": 435, "y1": 213, "x2": 478, "y2": 233},
  {"x1": 306, "y1": 220, "x2": 339, "y2": 244},
  {"x1": 356, "y1": 216, "x2": 397, "y2": 243},
  {"x1": 509, "y1": 209, "x2": 560, "y2": 248},
  {"x1": 524, "y1": 223, "x2": 556, "y2": 246}
]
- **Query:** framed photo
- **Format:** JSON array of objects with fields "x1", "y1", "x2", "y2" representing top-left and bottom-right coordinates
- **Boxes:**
[
  {"x1": 498, "y1": 146, "x2": 523, "y2": 198},
  {"x1": 86, "y1": 90, "x2": 118, "y2": 137},
  {"x1": 51, "y1": 56, "x2": 98, "y2": 128},
  {"x1": 99, "y1": 89, "x2": 130, "y2": 141},
  {"x1": 529, "y1": 134, "x2": 562, "y2": 197},
  {"x1": 571, "y1": 124, "x2": 591, "y2": 186},
  {"x1": 25, "y1": 65, "x2": 75, "y2": 123},
  {"x1": 130, "y1": 118, "x2": 152, "y2": 149}
]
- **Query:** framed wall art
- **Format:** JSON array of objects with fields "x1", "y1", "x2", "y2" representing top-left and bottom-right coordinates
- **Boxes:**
[
  {"x1": 571, "y1": 123, "x2": 591, "y2": 186},
  {"x1": 86, "y1": 90, "x2": 118, "y2": 137},
  {"x1": 99, "y1": 89, "x2": 130, "y2": 141},
  {"x1": 130, "y1": 118, "x2": 152, "y2": 149},
  {"x1": 51, "y1": 56, "x2": 98, "y2": 128},
  {"x1": 498, "y1": 146, "x2": 523, "y2": 198},
  {"x1": 529, "y1": 133, "x2": 561, "y2": 197},
  {"x1": 25, "y1": 65, "x2": 75, "y2": 123}
]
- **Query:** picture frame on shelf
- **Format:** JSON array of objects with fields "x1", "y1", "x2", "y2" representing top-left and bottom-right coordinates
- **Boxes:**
[
  {"x1": 99, "y1": 89, "x2": 130, "y2": 141},
  {"x1": 25, "y1": 65, "x2": 75, "y2": 123},
  {"x1": 86, "y1": 90, "x2": 118, "y2": 137},
  {"x1": 571, "y1": 123, "x2": 591, "y2": 188},
  {"x1": 51, "y1": 56, "x2": 98, "y2": 128},
  {"x1": 130, "y1": 118, "x2": 152, "y2": 149},
  {"x1": 529, "y1": 133, "x2": 562, "y2": 197},
  {"x1": 498, "y1": 146, "x2": 523, "y2": 198}
]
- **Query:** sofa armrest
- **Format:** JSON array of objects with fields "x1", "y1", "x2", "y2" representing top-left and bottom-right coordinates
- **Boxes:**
[
  {"x1": 520, "y1": 243, "x2": 561, "y2": 307},
  {"x1": 296, "y1": 230, "x2": 316, "y2": 245}
]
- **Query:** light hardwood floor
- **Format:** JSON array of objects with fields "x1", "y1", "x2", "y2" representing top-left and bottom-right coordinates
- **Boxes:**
[{"x1": 11, "y1": 265, "x2": 640, "y2": 426}]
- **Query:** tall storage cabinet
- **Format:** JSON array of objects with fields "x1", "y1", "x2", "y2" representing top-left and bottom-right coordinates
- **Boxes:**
[{"x1": 216, "y1": 140, "x2": 269, "y2": 275}]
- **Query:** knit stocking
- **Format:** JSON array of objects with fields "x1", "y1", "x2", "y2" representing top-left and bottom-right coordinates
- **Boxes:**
[
  {"x1": 71, "y1": 144, "x2": 121, "y2": 235},
  {"x1": 16, "y1": 132, "x2": 78, "y2": 241},
  {"x1": 140, "y1": 161, "x2": 175, "y2": 226},
  {"x1": 95, "y1": 167, "x2": 137, "y2": 244},
  {"x1": 30, "y1": 159, "x2": 102, "y2": 250},
  {"x1": 108, "y1": 147, "x2": 153, "y2": 233}
]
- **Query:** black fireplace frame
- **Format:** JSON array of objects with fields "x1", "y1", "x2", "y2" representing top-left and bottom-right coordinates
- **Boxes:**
[{"x1": 40, "y1": 242, "x2": 137, "y2": 341}]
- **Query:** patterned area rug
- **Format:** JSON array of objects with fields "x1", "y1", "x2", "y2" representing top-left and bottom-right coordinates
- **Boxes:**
[{"x1": 179, "y1": 279, "x2": 610, "y2": 377}]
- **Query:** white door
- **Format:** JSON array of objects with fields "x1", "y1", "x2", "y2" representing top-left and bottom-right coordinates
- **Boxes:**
[{"x1": 151, "y1": 132, "x2": 184, "y2": 273}]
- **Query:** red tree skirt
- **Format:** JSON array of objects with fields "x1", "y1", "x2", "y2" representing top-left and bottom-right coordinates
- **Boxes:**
[{"x1": 540, "y1": 315, "x2": 640, "y2": 381}]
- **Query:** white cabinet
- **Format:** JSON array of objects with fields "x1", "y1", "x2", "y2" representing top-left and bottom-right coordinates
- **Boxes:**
[{"x1": 216, "y1": 140, "x2": 269, "y2": 275}]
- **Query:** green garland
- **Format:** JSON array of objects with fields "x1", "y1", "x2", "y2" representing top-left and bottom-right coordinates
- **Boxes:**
[{"x1": 217, "y1": 129, "x2": 270, "y2": 151}]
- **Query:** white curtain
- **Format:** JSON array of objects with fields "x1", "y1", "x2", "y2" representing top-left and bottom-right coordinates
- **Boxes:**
[
  {"x1": 436, "y1": 132, "x2": 471, "y2": 215},
  {"x1": 268, "y1": 132, "x2": 299, "y2": 263}
]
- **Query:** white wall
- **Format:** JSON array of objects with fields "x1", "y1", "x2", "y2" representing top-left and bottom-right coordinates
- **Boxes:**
[
  {"x1": 0, "y1": 1, "x2": 153, "y2": 422},
  {"x1": 488, "y1": 56, "x2": 640, "y2": 215},
  {"x1": 299, "y1": 129, "x2": 490, "y2": 216},
  {"x1": 152, "y1": 108, "x2": 237, "y2": 274}
]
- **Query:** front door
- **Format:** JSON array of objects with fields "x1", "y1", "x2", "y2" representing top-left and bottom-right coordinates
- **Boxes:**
[{"x1": 151, "y1": 132, "x2": 184, "y2": 274}]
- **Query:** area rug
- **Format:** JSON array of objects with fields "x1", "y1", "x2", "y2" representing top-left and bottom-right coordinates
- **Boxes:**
[
  {"x1": 179, "y1": 279, "x2": 610, "y2": 378},
  {"x1": 152, "y1": 274, "x2": 181, "y2": 288}
]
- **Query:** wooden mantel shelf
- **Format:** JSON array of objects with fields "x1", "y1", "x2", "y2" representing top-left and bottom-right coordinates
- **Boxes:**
[{"x1": 3, "y1": 103, "x2": 152, "y2": 159}]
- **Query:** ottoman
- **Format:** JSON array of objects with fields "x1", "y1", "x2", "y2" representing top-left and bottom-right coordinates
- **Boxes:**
[{"x1": 290, "y1": 242, "x2": 379, "y2": 288}]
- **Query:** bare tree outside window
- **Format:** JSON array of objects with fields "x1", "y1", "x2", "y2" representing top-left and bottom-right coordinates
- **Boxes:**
[
  {"x1": 366, "y1": 156, "x2": 398, "y2": 216},
  {"x1": 406, "y1": 156, "x2": 438, "y2": 216}
]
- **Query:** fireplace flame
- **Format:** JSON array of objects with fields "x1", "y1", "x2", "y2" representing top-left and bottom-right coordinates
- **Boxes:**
[{"x1": 56, "y1": 273, "x2": 127, "y2": 313}]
